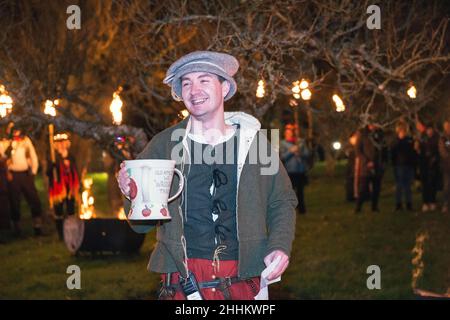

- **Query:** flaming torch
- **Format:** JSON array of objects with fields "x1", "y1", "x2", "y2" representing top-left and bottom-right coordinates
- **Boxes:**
[
  {"x1": 180, "y1": 109, "x2": 189, "y2": 119},
  {"x1": 110, "y1": 87, "x2": 123, "y2": 125},
  {"x1": 0, "y1": 85, "x2": 13, "y2": 118},
  {"x1": 332, "y1": 94, "x2": 346, "y2": 112},
  {"x1": 44, "y1": 99, "x2": 60, "y2": 190},
  {"x1": 292, "y1": 81, "x2": 301, "y2": 100},
  {"x1": 117, "y1": 207, "x2": 127, "y2": 220},
  {"x1": 80, "y1": 178, "x2": 95, "y2": 219},
  {"x1": 407, "y1": 84, "x2": 417, "y2": 99},
  {"x1": 256, "y1": 80, "x2": 265, "y2": 98}
]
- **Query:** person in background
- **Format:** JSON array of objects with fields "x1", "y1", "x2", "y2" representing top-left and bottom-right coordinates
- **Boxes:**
[
  {"x1": 391, "y1": 122, "x2": 417, "y2": 211},
  {"x1": 438, "y1": 120, "x2": 450, "y2": 213},
  {"x1": 0, "y1": 123, "x2": 43, "y2": 236},
  {"x1": 0, "y1": 131, "x2": 11, "y2": 230},
  {"x1": 47, "y1": 133, "x2": 80, "y2": 240},
  {"x1": 354, "y1": 123, "x2": 387, "y2": 213},
  {"x1": 103, "y1": 136, "x2": 134, "y2": 215},
  {"x1": 280, "y1": 124, "x2": 311, "y2": 214},
  {"x1": 418, "y1": 123, "x2": 440, "y2": 212},
  {"x1": 345, "y1": 131, "x2": 359, "y2": 202}
]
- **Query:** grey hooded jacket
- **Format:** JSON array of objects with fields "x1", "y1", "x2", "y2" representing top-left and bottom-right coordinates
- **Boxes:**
[{"x1": 125, "y1": 112, "x2": 297, "y2": 278}]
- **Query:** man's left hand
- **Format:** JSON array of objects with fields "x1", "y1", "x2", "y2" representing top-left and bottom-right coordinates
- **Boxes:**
[{"x1": 263, "y1": 250, "x2": 289, "y2": 281}]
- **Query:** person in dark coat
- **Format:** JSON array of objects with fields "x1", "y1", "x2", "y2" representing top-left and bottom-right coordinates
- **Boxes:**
[
  {"x1": 280, "y1": 124, "x2": 311, "y2": 214},
  {"x1": 418, "y1": 124, "x2": 440, "y2": 212},
  {"x1": 345, "y1": 131, "x2": 359, "y2": 202},
  {"x1": 439, "y1": 120, "x2": 450, "y2": 213},
  {"x1": 391, "y1": 122, "x2": 417, "y2": 211},
  {"x1": 354, "y1": 124, "x2": 387, "y2": 213}
]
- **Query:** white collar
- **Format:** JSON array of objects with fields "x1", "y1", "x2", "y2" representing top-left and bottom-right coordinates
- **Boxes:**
[{"x1": 188, "y1": 126, "x2": 236, "y2": 146}]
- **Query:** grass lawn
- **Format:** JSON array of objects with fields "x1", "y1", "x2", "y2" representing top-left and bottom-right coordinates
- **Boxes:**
[{"x1": 0, "y1": 163, "x2": 449, "y2": 299}]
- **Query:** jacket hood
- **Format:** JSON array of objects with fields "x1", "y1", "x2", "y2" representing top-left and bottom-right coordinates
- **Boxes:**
[{"x1": 224, "y1": 111, "x2": 261, "y2": 131}]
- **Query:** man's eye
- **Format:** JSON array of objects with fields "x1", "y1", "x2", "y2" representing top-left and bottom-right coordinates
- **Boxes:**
[
  {"x1": 201, "y1": 80, "x2": 209, "y2": 83},
  {"x1": 182, "y1": 82, "x2": 190, "y2": 87}
]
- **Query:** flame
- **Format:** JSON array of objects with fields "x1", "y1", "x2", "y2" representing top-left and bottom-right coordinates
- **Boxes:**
[
  {"x1": 53, "y1": 133, "x2": 69, "y2": 141},
  {"x1": 332, "y1": 94, "x2": 346, "y2": 112},
  {"x1": 300, "y1": 88, "x2": 312, "y2": 101},
  {"x1": 117, "y1": 207, "x2": 127, "y2": 220},
  {"x1": 80, "y1": 178, "x2": 95, "y2": 219},
  {"x1": 411, "y1": 231, "x2": 428, "y2": 291},
  {"x1": 44, "y1": 100, "x2": 57, "y2": 117},
  {"x1": 292, "y1": 81, "x2": 301, "y2": 95},
  {"x1": 180, "y1": 109, "x2": 189, "y2": 119},
  {"x1": 407, "y1": 85, "x2": 417, "y2": 99},
  {"x1": 299, "y1": 79, "x2": 309, "y2": 90},
  {"x1": 110, "y1": 87, "x2": 123, "y2": 125},
  {"x1": 256, "y1": 80, "x2": 265, "y2": 98},
  {"x1": 293, "y1": 81, "x2": 312, "y2": 101},
  {"x1": 0, "y1": 85, "x2": 13, "y2": 118}
]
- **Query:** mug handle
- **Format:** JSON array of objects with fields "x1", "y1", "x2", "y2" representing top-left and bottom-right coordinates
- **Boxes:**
[{"x1": 168, "y1": 168, "x2": 184, "y2": 202}]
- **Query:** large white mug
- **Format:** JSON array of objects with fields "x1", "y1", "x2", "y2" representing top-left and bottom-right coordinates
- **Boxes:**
[{"x1": 123, "y1": 159, "x2": 184, "y2": 225}]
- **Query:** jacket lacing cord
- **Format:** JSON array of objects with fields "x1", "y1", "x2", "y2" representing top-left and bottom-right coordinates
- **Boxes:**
[
  {"x1": 212, "y1": 198, "x2": 229, "y2": 244},
  {"x1": 212, "y1": 168, "x2": 228, "y2": 188},
  {"x1": 211, "y1": 179, "x2": 229, "y2": 275},
  {"x1": 212, "y1": 244, "x2": 227, "y2": 274}
]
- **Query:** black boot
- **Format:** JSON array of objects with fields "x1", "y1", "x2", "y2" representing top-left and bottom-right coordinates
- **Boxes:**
[
  {"x1": 32, "y1": 217, "x2": 44, "y2": 237},
  {"x1": 406, "y1": 203, "x2": 413, "y2": 211},
  {"x1": 395, "y1": 203, "x2": 403, "y2": 211}
]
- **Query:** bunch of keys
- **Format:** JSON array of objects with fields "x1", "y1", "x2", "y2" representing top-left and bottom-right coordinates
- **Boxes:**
[{"x1": 179, "y1": 271, "x2": 203, "y2": 300}]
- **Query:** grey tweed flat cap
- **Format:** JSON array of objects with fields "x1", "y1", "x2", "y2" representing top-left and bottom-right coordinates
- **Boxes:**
[{"x1": 163, "y1": 51, "x2": 239, "y2": 101}]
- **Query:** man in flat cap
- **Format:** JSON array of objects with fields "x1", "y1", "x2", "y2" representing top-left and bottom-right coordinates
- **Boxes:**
[{"x1": 118, "y1": 51, "x2": 297, "y2": 300}]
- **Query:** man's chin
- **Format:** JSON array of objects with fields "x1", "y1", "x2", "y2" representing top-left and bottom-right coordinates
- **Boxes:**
[{"x1": 186, "y1": 106, "x2": 209, "y2": 118}]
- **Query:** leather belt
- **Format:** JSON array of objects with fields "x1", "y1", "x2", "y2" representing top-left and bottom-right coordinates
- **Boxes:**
[
  {"x1": 199, "y1": 276, "x2": 240, "y2": 289},
  {"x1": 159, "y1": 276, "x2": 243, "y2": 300}
]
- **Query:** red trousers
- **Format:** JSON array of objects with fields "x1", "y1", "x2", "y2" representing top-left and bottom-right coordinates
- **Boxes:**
[{"x1": 160, "y1": 258, "x2": 260, "y2": 300}]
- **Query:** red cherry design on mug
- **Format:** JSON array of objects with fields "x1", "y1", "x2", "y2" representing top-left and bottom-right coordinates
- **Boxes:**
[
  {"x1": 128, "y1": 178, "x2": 138, "y2": 200},
  {"x1": 160, "y1": 207, "x2": 168, "y2": 217},
  {"x1": 142, "y1": 205, "x2": 152, "y2": 217}
]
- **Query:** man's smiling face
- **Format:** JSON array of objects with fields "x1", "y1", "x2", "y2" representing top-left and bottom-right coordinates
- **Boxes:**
[{"x1": 180, "y1": 72, "x2": 230, "y2": 120}]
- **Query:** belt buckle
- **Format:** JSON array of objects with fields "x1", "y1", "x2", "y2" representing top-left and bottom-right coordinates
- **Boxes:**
[{"x1": 223, "y1": 277, "x2": 232, "y2": 288}]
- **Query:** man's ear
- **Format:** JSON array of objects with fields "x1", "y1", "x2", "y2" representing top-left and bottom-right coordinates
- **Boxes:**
[{"x1": 221, "y1": 80, "x2": 231, "y2": 98}]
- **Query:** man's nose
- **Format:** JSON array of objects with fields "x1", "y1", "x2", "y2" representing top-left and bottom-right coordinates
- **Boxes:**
[{"x1": 190, "y1": 81, "x2": 202, "y2": 95}]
